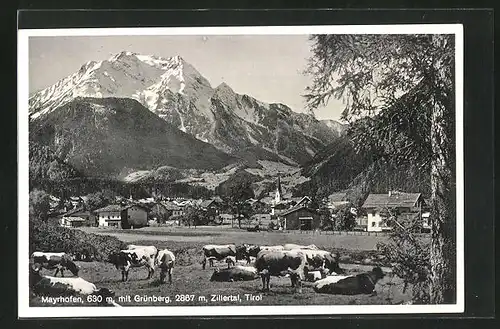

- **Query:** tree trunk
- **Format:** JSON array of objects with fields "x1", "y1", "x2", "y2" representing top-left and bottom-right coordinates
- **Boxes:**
[
  {"x1": 429, "y1": 93, "x2": 456, "y2": 304},
  {"x1": 237, "y1": 207, "x2": 241, "y2": 229}
]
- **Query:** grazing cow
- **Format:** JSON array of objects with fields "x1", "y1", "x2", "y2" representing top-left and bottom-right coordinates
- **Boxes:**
[
  {"x1": 201, "y1": 245, "x2": 237, "y2": 270},
  {"x1": 313, "y1": 267, "x2": 385, "y2": 295},
  {"x1": 283, "y1": 244, "x2": 318, "y2": 251},
  {"x1": 109, "y1": 248, "x2": 155, "y2": 282},
  {"x1": 210, "y1": 266, "x2": 260, "y2": 282},
  {"x1": 156, "y1": 249, "x2": 175, "y2": 284},
  {"x1": 30, "y1": 264, "x2": 119, "y2": 306},
  {"x1": 254, "y1": 250, "x2": 307, "y2": 293},
  {"x1": 31, "y1": 252, "x2": 79, "y2": 277}
]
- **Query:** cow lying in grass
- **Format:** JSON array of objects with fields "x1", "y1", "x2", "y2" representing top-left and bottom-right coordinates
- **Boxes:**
[
  {"x1": 31, "y1": 252, "x2": 80, "y2": 277},
  {"x1": 313, "y1": 267, "x2": 385, "y2": 295},
  {"x1": 210, "y1": 266, "x2": 260, "y2": 282},
  {"x1": 30, "y1": 263, "x2": 120, "y2": 306}
]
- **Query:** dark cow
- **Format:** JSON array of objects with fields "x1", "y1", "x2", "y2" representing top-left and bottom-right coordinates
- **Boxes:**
[
  {"x1": 156, "y1": 249, "x2": 175, "y2": 284},
  {"x1": 313, "y1": 267, "x2": 386, "y2": 295},
  {"x1": 210, "y1": 265, "x2": 260, "y2": 282},
  {"x1": 254, "y1": 250, "x2": 307, "y2": 293},
  {"x1": 109, "y1": 248, "x2": 155, "y2": 282},
  {"x1": 30, "y1": 263, "x2": 120, "y2": 306},
  {"x1": 31, "y1": 252, "x2": 79, "y2": 277},
  {"x1": 201, "y1": 244, "x2": 240, "y2": 269}
]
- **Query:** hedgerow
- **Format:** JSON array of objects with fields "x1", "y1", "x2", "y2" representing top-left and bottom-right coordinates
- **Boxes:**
[{"x1": 29, "y1": 218, "x2": 126, "y2": 261}]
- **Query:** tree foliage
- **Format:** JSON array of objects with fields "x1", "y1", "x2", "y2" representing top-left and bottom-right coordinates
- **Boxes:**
[
  {"x1": 84, "y1": 190, "x2": 116, "y2": 211},
  {"x1": 29, "y1": 189, "x2": 51, "y2": 221},
  {"x1": 305, "y1": 34, "x2": 453, "y2": 169},
  {"x1": 216, "y1": 171, "x2": 255, "y2": 228},
  {"x1": 305, "y1": 34, "x2": 455, "y2": 304}
]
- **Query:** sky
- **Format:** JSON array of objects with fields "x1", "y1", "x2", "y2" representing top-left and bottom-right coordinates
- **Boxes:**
[{"x1": 29, "y1": 35, "x2": 345, "y2": 121}]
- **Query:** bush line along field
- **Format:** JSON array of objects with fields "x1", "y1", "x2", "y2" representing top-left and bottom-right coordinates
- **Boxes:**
[{"x1": 29, "y1": 223, "x2": 417, "y2": 306}]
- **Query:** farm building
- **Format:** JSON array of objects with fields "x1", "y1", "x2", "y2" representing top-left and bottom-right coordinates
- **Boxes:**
[
  {"x1": 122, "y1": 204, "x2": 149, "y2": 229},
  {"x1": 199, "y1": 199, "x2": 219, "y2": 222},
  {"x1": 95, "y1": 205, "x2": 123, "y2": 228},
  {"x1": 278, "y1": 206, "x2": 320, "y2": 231},
  {"x1": 161, "y1": 201, "x2": 184, "y2": 218},
  {"x1": 361, "y1": 191, "x2": 424, "y2": 232},
  {"x1": 149, "y1": 202, "x2": 170, "y2": 223},
  {"x1": 59, "y1": 208, "x2": 96, "y2": 228},
  {"x1": 95, "y1": 204, "x2": 149, "y2": 229},
  {"x1": 219, "y1": 213, "x2": 234, "y2": 225}
]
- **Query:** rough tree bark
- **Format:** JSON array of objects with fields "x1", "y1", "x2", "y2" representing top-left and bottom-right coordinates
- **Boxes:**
[
  {"x1": 429, "y1": 34, "x2": 456, "y2": 304},
  {"x1": 429, "y1": 99, "x2": 456, "y2": 304}
]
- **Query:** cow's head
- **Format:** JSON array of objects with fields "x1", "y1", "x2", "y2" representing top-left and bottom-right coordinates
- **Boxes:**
[
  {"x1": 210, "y1": 268, "x2": 220, "y2": 281},
  {"x1": 235, "y1": 245, "x2": 248, "y2": 260},
  {"x1": 66, "y1": 259, "x2": 80, "y2": 276},
  {"x1": 372, "y1": 267, "x2": 385, "y2": 280},
  {"x1": 30, "y1": 263, "x2": 43, "y2": 287},
  {"x1": 108, "y1": 252, "x2": 129, "y2": 269}
]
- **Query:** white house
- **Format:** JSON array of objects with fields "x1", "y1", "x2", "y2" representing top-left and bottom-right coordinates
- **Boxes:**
[
  {"x1": 361, "y1": 191, "x2": 424, "y2": 232},
  {"x1": 95, "y1": 205, "x2": 123, "y2": 228}
]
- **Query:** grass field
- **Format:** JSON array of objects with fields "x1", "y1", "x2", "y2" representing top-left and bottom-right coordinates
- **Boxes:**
[
  {"x1": 79, "y1": 226, "x2": 393, "y2": 251},
  {"x1": 30, "y1": 227, "x2": 416, "y2": 307}
]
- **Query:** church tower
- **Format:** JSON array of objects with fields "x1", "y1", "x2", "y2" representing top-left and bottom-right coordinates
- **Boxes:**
[{"x1": 274, "y1": 175, "x2": 283, "y2": 204}]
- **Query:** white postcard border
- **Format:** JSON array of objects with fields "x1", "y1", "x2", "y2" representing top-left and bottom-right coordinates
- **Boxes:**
[{"x1": 18, "y1": 24, "x2": 464, "y2": 318}]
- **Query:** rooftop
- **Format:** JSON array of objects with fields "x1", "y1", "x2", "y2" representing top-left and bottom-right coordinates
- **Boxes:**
[
  {"x1": 362, "y1": 191, "x2": 422, "y2": 209},
  {"x1": 62, "y1": 207, "x2": 92, "y2": 217},
  {"x1": 279, "y1": 205, "x2": 317, "y2": 217},
  {"x1": 94, "y1": 204, "x2": 123, "y2": 213}
]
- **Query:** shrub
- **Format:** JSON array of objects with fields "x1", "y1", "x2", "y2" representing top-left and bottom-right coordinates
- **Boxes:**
[
  {"x1": 29, "y1": 218, "x2": 126, "y2": 262},
  {"x1": 376, "y1": 208, "x2": 430, "y2": 304}
]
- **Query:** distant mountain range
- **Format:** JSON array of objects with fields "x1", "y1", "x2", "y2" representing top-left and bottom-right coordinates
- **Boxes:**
[{"x1": 29, "y1": 52, "x2": 346, "y2": 172}]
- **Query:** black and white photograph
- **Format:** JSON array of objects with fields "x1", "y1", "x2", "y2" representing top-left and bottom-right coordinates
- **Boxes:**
[{"x1": 18, "y1": 24, "x2": 464, "y2": 317}]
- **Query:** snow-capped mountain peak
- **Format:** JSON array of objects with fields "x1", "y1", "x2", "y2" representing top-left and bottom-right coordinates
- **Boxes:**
[
  {"x1": 29, "y1": 52, "x2": 211, "y2": 120},
  {"x1": 29, "y1": 52, "x2": 344, "y2": 166}
]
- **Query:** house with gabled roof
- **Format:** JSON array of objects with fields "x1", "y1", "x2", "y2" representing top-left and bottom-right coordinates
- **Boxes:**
[
  {"x1": 95, "y1": 203, "x2": 149, "y2": 229},
  {"x1": 361, "y1": 191, "x2": 424, "y2": 232},
  {"x1": 60, "y1": 207, "x2": 96, "y2": 228},
  {"x1": 277, "y1": 205, "x2": 320, "y2": 231}
]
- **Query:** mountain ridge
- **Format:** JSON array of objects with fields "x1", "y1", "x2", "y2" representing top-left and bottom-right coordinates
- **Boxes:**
[
  {"x1": 29, "y1": 51, "x2": 345, "y2": 166},
  {"x1": 29, "y1": 97, "x2": 237, "y2": 178}
]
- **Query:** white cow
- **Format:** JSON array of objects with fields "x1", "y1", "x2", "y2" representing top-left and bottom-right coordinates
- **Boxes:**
[
  {"x1": 109, "y1": 248, "x2": 156, "y2": 282},
  {"x1": 313, "y1": 275, "x2": 352, "y2": 292},
  {"x1": 156, "y1": 249, "x2": 175, "y2": 284},
  {"x1": 30, "y1": 264, "x2": 120, "y2": 306},
  {"x1": 126, "y1": 245, "x2": 158, "y2": 258}
]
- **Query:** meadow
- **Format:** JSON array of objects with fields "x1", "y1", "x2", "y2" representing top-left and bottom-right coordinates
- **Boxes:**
[{"x1": 30, "y1": 226, "x2": 417, "y2": 307}]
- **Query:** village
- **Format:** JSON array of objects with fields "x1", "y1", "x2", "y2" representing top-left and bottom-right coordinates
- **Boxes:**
[{"x1": 52, "y1": 176, "x2": 431, "y2": 234}]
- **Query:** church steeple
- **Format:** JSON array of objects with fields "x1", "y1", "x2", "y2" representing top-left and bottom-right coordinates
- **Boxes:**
[{"x1": 275, "y1": 174, "x2": 283, "y2": 204}]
